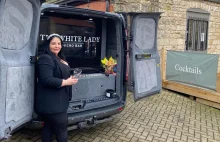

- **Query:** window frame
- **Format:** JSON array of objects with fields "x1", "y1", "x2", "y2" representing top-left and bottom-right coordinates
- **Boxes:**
[{"x1": 185, "y1": 8, "x2": 210, "y2": 52}]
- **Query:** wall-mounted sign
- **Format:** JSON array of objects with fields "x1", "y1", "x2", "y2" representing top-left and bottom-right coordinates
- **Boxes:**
[{"x1": 166, "y1": 50, "x2": 219, "y2": 90}]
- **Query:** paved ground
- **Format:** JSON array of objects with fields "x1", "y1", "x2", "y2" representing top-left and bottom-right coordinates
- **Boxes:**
[{"x1": 2, "y1": 90, "x2": 220, "y2": 142}]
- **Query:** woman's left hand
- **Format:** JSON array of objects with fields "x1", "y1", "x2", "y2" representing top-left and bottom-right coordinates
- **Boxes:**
[{"x1": 61, "y1": 76, "x2": 78, "y2": 87}]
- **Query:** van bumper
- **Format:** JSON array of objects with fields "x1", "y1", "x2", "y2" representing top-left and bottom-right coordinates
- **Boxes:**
[
  {"x1": 26, "y1": 102, "x2": 125, "y2": 130},
  {"x1": 67, "y1": 102, "x2": 125, "y2": 130}
]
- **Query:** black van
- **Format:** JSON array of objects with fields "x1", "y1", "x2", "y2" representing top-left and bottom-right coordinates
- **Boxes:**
[{"x1": 0, "y1": 0, "x2": 161, "y2": 139}]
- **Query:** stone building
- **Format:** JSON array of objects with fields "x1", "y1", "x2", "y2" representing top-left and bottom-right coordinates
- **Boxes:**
[
  {"x1": 47, "y1": 0, "x2": 220, "y2": 70},
  {"x1": 113, "y1": 0, "x2": 220, "y2": 71}
]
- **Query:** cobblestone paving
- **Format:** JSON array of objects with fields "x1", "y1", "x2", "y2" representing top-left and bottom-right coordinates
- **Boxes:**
[{"x1": 2, "y1": 90, "x2": 220, "y2": 142}]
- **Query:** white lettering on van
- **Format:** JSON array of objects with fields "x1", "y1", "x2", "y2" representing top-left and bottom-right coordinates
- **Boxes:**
[
  {"x1": 96, "y1": 37, "x2": 100, "y2": 42},
  {"x1": 78, "y1": 36, "x2": 82, "y2": 42},
  {"x1": 40, "y1": 34, "x2": 47, "y2": 40},
  {"x1": 39, "y1": 34, "x2": 101, "y2": 47}
]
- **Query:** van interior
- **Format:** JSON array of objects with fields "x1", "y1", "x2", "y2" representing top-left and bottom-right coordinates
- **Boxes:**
[{"x1": 37, "y1": 10, "x2": 122, "y2": 114}]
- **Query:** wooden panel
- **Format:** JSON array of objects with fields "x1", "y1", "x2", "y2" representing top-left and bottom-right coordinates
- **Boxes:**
[
  {"x1": 196, "y1": 98, "x2": 220, "y2": 109},
  {"x1": 160, "y1": 48, "x2": 166, "y2": 81},
  {"x1": 163, "y1": 80, "x2": 220, "y2": 103}
]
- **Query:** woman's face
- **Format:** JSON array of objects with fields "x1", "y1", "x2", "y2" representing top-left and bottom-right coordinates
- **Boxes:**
[{"x1": 49, "y1": 37, "x2": 62, "y2": 56}]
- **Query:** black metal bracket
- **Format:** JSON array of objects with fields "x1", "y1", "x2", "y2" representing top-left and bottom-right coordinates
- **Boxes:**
[
  {"x1": 126, "y1": 81, "x2": 134, "y2": 87},
  {"x1": 30, "y1": 56, "x2": 37, "y2": 63},
  {"x1": 86, "y1": 116, "x2": 97, "y2": 125},
  {"x1": 129, "y1": 35, "x2": 133, "y2": 41}
]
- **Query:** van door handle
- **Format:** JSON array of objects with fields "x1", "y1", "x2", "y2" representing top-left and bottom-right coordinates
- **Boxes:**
[{"x1": 135, "y1": 54, "x2": 152, "y2": 59}]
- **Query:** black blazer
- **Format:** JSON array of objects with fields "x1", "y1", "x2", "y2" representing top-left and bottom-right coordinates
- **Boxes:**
[{"x1": 35, "y1": 54, "x2": 72, "y2": 114}]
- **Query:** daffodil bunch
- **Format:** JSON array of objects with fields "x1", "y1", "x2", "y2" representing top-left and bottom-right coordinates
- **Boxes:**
[{"x1": 101, "y1": 57, "x2": 117, "y2": 74}]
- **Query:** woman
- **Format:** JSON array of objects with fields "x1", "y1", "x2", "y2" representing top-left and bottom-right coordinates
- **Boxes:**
[{"x1": 35, "y1": 33, "x2": 78, "y2": 142}]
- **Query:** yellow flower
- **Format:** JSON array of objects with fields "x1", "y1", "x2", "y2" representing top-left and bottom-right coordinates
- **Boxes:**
[
  {"x1": 101, "y1": 57, "x2": 117, "y2": 67},
  {"x1": 101, "y1": 57, "x2": 108, "y2": 65},
  {"x1": 108, "y1": 56, "x2": 117, "y2": 65}
]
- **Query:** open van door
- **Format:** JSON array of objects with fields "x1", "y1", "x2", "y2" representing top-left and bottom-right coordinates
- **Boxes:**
[
  {"x1": 0, "y1": 0, "x2": 42, "y2": 139},
  {"x1": 129, "y1": 13, "x2": 162, "y2": 101}
]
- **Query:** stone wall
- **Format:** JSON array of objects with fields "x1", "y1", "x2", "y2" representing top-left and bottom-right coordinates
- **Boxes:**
[{"x1": 113, "y1": 0, "x2": 220, "y2": 71}]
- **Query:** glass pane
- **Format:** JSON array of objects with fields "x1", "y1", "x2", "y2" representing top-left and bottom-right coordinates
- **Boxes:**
[
  {"x1": 197, "y1": 21, "x2": 201, "y2": 51},
  {"x1": 204, "y1": 21, "x2": 208, "y2": 50},
  {"x1": 187, "y1": 18, "x2": 208, "y2": 51},
  {"x1": 191, "y1": 20, "x2": 196, "y2": 51},
  {"x1": 188, "y1": 20, "x2": 193, "y2": 50},
  {"x1": 195, "y1": 21, "x2": 199, "y2": 51}
]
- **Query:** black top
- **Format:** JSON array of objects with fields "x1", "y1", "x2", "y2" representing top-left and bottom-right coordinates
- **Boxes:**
[{"x1": 34, "y1": 54, "x2": 72, "y2": 114}]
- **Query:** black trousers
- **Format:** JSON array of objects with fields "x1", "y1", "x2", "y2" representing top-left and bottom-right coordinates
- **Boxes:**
[{"x1": 41, "y1": 112, "x2": 68, "y2": 142}]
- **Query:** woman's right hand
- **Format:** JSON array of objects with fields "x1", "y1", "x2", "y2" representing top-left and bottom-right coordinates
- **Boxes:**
[{"x1": 62, "y1": 76, "x2": 78, "y2": 86}]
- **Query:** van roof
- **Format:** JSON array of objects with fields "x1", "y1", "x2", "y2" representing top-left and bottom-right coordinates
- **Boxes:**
[{"x1": 47, "y1": 0, "x2": 101, "y2": 6}]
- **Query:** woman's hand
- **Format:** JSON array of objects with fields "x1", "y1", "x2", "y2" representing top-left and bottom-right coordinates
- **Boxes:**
[{"x1": 61, "y1": 76, "x2": 78, "y2": 87}]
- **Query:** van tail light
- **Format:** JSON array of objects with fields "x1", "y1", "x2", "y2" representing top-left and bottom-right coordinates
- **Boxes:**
[
  {"x1": 118, "y1": 107, "x2": 123, "y2": 111},
  {"x1": 41, "y1": 122, "x2": 44, "y2": 126},
  {"x1": 126, "y1": 73, "x2": 129, "y2": 81}
]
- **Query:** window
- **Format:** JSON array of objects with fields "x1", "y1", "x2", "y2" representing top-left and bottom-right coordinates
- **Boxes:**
[{"x1": 186, "y1": 8, "x2": 210, "y2": 51}]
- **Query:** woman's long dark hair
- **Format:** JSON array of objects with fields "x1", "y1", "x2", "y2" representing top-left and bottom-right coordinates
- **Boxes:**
[
  {"x1": 41, "y1": 34, "x2": 68, "y2": 79},
  {"x1": 43, "y1": 34, "x2": 66, "y2": 61}
]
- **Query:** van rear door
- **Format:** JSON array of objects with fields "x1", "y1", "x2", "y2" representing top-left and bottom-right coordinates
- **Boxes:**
[
  {"x1": 128, "y1": 13, "x2": 162, "y2": 101},
  {"x1": 0, "y1": 0, "x2": 42, "y2": 139}
]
